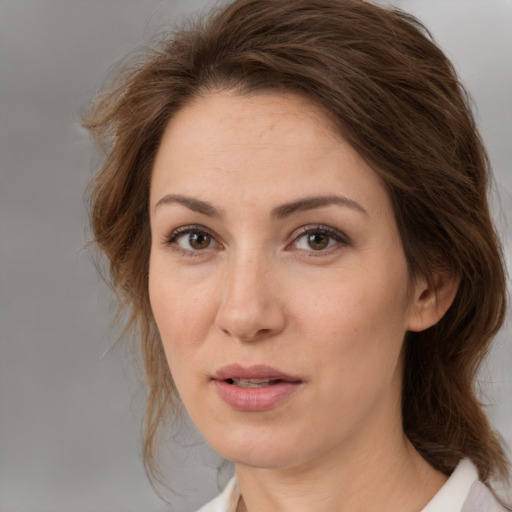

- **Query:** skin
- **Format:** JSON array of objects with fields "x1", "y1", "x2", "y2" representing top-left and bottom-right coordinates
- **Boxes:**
[{"x1": 148, "y1": 91, "x2": 457, "y2": 512}]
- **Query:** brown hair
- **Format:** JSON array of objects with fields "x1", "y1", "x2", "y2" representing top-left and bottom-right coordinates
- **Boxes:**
[{"x1": 85, "y1": 0, "x2": 509, "y2": 488}]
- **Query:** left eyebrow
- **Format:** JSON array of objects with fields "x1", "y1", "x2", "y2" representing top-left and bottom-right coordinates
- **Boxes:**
[{"x1": 271, "y1": 194, "x2": 368, "y2": 220}]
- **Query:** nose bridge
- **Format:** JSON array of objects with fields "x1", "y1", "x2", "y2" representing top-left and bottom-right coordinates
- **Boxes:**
[
  {"x1": 227, "y1": 249, "x2": 264, "y2": 299},
  {"x1": 215, "y1": 243, "x2": 284, "y2": 341}
]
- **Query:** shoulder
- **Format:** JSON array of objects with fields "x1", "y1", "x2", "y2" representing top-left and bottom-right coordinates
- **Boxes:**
[{"x1": 195, "y1": 477, "x2": 240, "y2": 512}]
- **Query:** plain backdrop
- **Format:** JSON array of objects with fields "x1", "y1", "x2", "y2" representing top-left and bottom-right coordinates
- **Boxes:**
[{"x1": 0, "y1": 1, "x2": 511, "y2": 511}]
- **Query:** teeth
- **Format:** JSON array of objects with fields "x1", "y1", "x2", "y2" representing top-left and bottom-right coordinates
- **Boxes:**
[{"x1": 231, "y1": 378, "x2": 277, "y2": 388}]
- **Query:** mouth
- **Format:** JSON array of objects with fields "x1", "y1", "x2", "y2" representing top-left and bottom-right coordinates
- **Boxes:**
[
  {"x1": 212, "y1": 364, "x2": 303, "y2": 412},
  {"x1": 226, "y1": 377, "x2": 289, "y2": 388},
  {"x1": 213, "y1": 363, "x2": 302, "y2": 385}
]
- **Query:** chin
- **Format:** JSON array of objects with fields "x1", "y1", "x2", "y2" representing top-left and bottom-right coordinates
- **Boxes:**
[
  {"x1": 225, "y1": 447, "x2": 304, "y2": 471},
  {"x1": 206, "y1": 424, "x2": 321, "y2": 471}
]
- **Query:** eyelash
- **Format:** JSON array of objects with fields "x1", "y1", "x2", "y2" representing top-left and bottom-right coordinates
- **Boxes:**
[{"x1": 163, "y1": 224, "x2": 349, "y2": 257}]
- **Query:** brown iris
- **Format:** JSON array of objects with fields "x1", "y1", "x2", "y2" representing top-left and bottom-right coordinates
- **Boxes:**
[
  {"x1": 189, "y1": 232, "x2": 211, "y2": 250},
  {"x1": 308, "y1": 232, "x2": 329, "y2": 250}
]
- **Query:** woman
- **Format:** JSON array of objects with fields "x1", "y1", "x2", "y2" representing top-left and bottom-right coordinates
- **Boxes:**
[{"x1": 85, "y1": 0, "x2": 510, "y2": 510}]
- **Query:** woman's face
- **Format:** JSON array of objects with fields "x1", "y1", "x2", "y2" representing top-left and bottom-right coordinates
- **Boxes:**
[{"x1": 149, "y1": 91, "x2": 424, "y2": 471}]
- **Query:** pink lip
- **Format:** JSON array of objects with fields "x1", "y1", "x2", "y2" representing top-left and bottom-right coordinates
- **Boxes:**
[{"x1": 212, "y1": 364, "x2": 303, "y2": 412}]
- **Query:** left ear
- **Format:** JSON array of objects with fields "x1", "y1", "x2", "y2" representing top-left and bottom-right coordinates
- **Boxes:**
[{"x1": 407, "y1": 271, "x2": 460, "y2": 332}]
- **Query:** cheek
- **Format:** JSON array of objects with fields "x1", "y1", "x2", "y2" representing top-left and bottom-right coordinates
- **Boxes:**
[
  {"x1": 303, "y1": 286, "x2": 407, "y2": 406},
  {"x1": 294, "y1": 270, "x2": 410, "y2": 377},
  {"x1": 296, "y1": 272, "x2": 409, "y2": 339},
  {"x1": 148, "y1": 257, "x2": 219, "y2": 363}
]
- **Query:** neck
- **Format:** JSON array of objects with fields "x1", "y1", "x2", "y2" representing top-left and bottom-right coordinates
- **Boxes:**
[{"x1": 235, "y1": 416, "x2": 447, "y2": 512}]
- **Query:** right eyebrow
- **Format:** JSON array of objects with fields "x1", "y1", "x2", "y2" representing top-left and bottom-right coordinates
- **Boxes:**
[{"x1": 154, "y1": 194, "x2": 223, "y2": 218}]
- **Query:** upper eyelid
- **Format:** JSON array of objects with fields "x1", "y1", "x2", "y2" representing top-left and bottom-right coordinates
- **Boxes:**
[
  {"x1": 166, "y1": 224, "x2": 215, "y2": 241},
  {"x1": 290, "y1": 224, "x2": 349, "y2": 242}
]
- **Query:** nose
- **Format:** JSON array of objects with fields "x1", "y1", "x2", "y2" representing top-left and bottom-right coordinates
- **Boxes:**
[{"x1": 214, "y1": 252, "x2": 286, "y2": 343}]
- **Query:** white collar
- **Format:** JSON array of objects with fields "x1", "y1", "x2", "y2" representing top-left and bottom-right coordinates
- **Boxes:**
[
  {"x1": 420, "y1": 458, "x2": 479, "y2": 512},
  {"x1": 196, "y1": 475, "x2": 240, "y2": 512}
]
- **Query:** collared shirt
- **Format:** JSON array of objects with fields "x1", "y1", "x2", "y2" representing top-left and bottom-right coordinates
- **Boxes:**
[{"x1": 196, "y1": 458, "x2": 509, "y2": 512}]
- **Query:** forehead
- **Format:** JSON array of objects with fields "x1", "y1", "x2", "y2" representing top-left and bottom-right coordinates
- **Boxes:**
[
  {"x1": 160, "y1": 89, "x2": 341, "y2": 153},
  {"x1": 150, "y1": 90, "x2": 389, "y2": 217}
]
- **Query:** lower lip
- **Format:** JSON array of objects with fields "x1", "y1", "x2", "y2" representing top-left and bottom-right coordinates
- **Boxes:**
[{"x1": 212, "y1": 380, "x2": 301, "y2": 412}]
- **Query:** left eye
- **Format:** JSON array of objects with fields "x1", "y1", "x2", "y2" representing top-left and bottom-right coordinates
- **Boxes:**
[{"x1": 294, "y1": 228, "x2": 345, "y2": 251}]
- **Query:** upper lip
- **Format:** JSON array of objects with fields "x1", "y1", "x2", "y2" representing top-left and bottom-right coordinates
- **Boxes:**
[{"x1": 213, "y1": 364, "x2": 302, "y2": 382}]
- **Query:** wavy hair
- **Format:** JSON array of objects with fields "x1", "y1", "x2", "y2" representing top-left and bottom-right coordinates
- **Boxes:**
[{"x1": 84, "y1": 0, "x2": 509, "y2": 489}]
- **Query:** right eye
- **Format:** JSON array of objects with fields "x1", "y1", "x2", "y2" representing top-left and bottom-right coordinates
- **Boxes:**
[{"x1": 166, "y1": 226, "x2": 220, "y2": 254}]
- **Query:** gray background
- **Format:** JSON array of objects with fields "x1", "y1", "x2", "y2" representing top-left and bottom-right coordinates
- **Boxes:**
[{"x1": 0, "y1": 1, "x2": 511, "y2": 511}]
